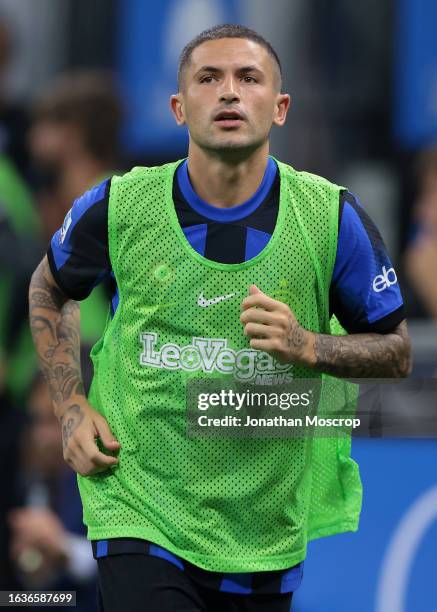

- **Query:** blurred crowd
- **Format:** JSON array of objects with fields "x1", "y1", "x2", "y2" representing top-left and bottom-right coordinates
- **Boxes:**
[
  {"x1": 404, "y1": 150, "x2": 437, "y2": 319},
  {"x1": 0, "y1": 15, "x2": 123, "y2": 609},
  {"x1": 0, "y1": 8, "x2": 436, "y2": 612}
]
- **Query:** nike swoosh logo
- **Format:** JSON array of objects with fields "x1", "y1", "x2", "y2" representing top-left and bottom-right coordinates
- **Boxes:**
[{"x1": 197, "y1": 292, "x2": 238, "y2": 307}]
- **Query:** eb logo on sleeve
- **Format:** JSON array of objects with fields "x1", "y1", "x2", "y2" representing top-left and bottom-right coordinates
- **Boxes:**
[{"x1": 373, "y1": 266, "x2": 398, "y2": 293}]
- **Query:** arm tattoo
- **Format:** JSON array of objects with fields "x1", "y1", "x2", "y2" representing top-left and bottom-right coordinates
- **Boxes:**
[
  {"x1": 29, "y1": 258, "x2": 85, "y2": 417},
  {"x1": 313, "y1": 320, "x2": 412, "y2": 378},
  {"x1": 60, "y1": 404, "x2": 84, "y2": 451}
]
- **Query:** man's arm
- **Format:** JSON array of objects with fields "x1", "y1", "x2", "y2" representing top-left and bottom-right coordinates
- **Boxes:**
[
  {"x1": 29, "y1": 256, "x2": 120, "y2": 475},
  {"x1": 241, "y1": 285, "x2": 412, "y2": 378},
  {"x1": 29, "y1": 256, "x2": 83, "y2": 414},
  {"x1": 305, "y1": 319, "x2": 411, "y2": 378}
]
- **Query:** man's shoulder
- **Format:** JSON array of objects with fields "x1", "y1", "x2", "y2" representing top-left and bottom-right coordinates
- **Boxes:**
[{"x1": 275, "y1": 159, "x2": 344, "y2": 193}]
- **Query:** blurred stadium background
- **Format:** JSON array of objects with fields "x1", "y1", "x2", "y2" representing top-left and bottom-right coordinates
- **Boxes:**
[{"x1": 0, "y1": 0, "x2": 436, "y2": 610}]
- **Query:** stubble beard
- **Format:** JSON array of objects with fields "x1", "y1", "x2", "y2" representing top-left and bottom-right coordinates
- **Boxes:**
[{"x1": 191, "y1": 125, "x2": 267, "y2": 161}]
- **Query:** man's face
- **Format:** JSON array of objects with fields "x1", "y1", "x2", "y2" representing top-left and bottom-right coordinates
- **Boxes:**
[
  {"x1": 29, "y1": 120, "x2": 75, "y2": 167},
  {"x1": 171, "y1": 38, "x2": 289, "y2": 154}
]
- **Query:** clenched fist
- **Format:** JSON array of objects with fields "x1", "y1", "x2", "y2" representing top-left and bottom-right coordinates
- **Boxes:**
[{"x1": 240, "y1": 284, "x2": 314, "y2": 365}]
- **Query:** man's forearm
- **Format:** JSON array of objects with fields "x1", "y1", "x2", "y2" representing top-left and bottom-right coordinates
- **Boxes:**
[
  {"x1": 300, "y1": 320, "x2": 412, "y2": 378},
  {"x1": 29, "y1": 258, "x2": 84, "y2": 418}
]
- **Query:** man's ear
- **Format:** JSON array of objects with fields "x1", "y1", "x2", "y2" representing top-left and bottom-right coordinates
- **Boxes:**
[
  {"x1": 170, "y1": 94, "x2": 186, "y2": 126},
  {"x1": 273, "y1": 93, "x2": 291, "y2": 127}
]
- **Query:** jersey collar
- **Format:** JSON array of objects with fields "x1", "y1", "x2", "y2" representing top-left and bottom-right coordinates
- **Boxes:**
[{"x1": 176, "y1": 156, "x2": 277, "y2": 222}]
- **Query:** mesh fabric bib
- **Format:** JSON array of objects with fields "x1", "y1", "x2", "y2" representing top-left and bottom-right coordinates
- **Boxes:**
[{"x1": 77, "y1": 159, "x2": 362, "y2": 572}]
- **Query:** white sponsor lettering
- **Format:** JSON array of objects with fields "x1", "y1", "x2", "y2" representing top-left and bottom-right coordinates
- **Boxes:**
[
  {"x1": 373, "y1": 266, "x2": 398, "y2": 293},
  {"x1": 139, "y1": 332, "x2": 292, "y2": 382},
  {"x1": 59, "y1": 209, "x2": 73, "y2": 245}
]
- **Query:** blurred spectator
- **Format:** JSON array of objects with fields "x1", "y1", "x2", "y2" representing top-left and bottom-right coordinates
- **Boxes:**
[
  {"x1": 0, "y1": 11, "x2": 37, "y2": 235},
  {"x1": 8, "y1": 372, "x2": 97, "y2": 611},
  {"x1": 0, "y1": 200, "x2": 40, "y2": 404},
  {"x1": 0, "y1": 18, "x2": 32, "y2": 180},
  {"x1": 0, "y1": 17, "x2": 42, "y2": 403},
  {"x1": 404, "y1": 148, "x2": 437, "y2": 320},
  {"x1": 30, "y1": 70, "x2": 122, "y2": 240},
  {"x1": 0, "y1": 15, "x2": 42, "y2": 587},
  {"x1": 29, "y1": 71, "x2": 123, "y2": 346}
]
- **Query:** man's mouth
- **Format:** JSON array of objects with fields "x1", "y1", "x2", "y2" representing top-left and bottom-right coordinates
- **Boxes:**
[{"x1": 214, "y1": 110, "x2": 245, "y2": 128}]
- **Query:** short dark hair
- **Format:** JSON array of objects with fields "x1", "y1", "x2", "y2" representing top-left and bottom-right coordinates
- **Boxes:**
[
  {"x1": 178, "y1": 24, "x2": 282, "y2": 91},
  {"x1": 33, "y1": 71, "x2": 122, "y2": 166}
]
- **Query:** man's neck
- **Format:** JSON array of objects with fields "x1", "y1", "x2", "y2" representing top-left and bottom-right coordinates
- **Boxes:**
[{"x1": 186, "y1": 143, "x2": 270, "y2": 208}]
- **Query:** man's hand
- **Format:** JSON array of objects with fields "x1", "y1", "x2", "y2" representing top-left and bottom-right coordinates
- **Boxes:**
[
  {"x1": 240, "y1": 284, "x2": 411, "y2": 378},
  {"x1": 240, "y1": 284, "x2": 311, "y2": 365},
  {"x1": 29, "y1": 256, "x2": 121, "y2": 475},
  {"x1": 59, "y1": 399, "x2": 121, "y2": 476}
]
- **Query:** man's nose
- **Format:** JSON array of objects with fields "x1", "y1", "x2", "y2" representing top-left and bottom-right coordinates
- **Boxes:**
[{"x1": 218, "y1": 76, "x2": 240, "y2": 103}]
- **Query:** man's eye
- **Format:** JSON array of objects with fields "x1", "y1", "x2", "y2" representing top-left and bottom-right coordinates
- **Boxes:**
[
  {"x1": 242, "y1": 76, "x2": 256, "y2": 83},
  {"x1": 200, "y1": 76, "x2": 215, "y2": 83}
]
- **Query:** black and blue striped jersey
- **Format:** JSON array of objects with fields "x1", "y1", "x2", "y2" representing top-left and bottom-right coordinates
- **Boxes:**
[{"x1": 47, "y1": 157, "x2": 405, "y2": 334}]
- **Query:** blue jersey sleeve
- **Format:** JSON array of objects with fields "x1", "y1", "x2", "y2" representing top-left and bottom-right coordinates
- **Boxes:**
[
  {"x1": 330, "y1": 191, "x2": 405, "y2": 334},
  {"x1": 47, "y1": 178, "x2": 111, "y2": 300}
]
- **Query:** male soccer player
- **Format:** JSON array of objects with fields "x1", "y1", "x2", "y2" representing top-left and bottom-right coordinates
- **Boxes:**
[{"x1": 29, "y1": 24, "x2": 411, "y2": 612}]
